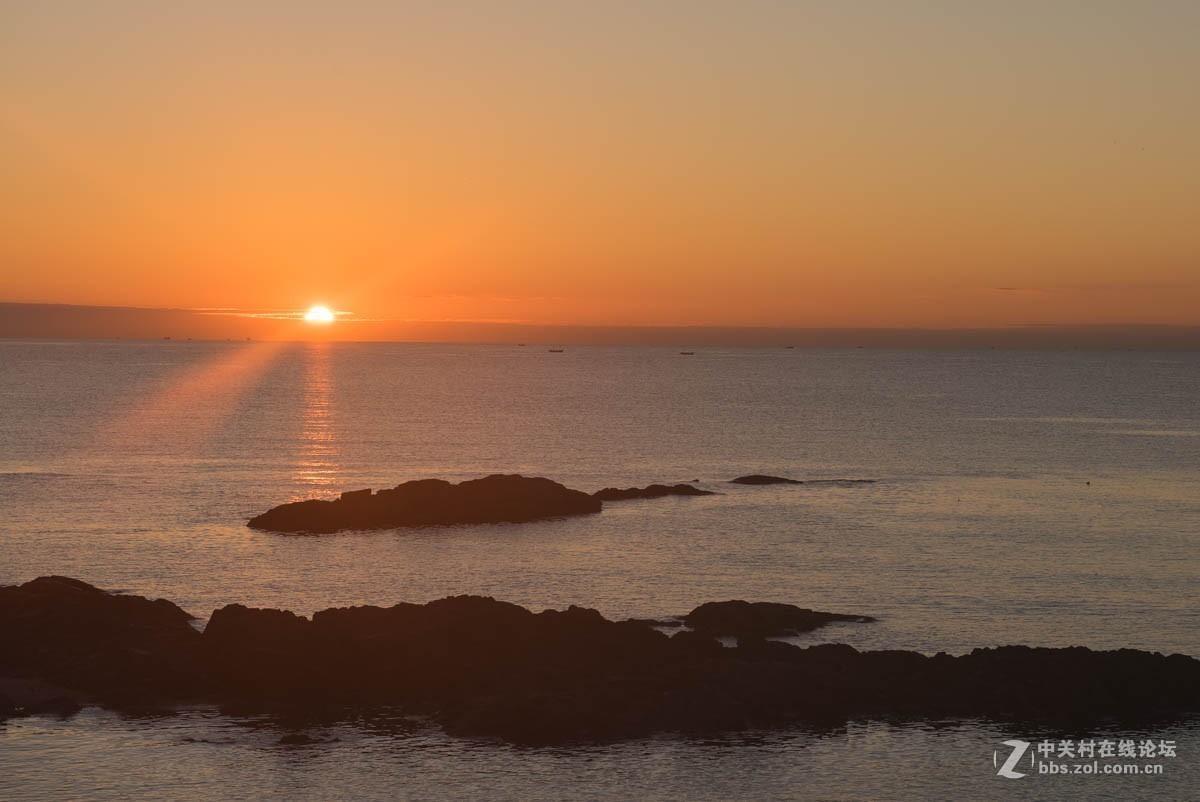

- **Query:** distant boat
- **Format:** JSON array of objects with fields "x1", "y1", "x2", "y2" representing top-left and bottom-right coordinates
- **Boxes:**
[
  {"x1": 680, "y1": 351, "x2": 695, "y2": 355},
  {"x1": 517, "y1": 343, "x2": 526, "y2": 347},
  {"x1": 785, "y1": 345, "x2": 795, "y2": 349},
  {"x1": 548, "y1": 348, "x2": 564, "y2": 353}
]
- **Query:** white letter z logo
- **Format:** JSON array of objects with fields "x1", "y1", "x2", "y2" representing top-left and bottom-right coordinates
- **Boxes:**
[{"x1": 995, "y1": 740, "x2": 1030, "y2": 778}]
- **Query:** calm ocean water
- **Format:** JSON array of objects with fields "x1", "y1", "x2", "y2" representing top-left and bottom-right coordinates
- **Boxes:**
[{"x1": 1, "y1": 340, "x2": 1198, "y2": 800}]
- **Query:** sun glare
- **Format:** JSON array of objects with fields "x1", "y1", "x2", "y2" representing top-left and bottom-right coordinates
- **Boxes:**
[{"x1": 304, "y1": 305, "x2": 335, "y2": 323}]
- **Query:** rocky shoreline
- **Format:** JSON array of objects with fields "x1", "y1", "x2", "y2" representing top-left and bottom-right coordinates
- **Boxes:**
[{"x1": 3, "y1": 576, "x2": 1198, "y2": 745}]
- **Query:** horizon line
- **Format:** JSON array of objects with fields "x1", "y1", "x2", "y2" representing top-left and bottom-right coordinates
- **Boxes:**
[
  {"x1": 2, "y1": 301, "x2": 1198, "y2": 332},
  {"x1": 2, "y1": 301, "x2": 1199, "y2": 350}
]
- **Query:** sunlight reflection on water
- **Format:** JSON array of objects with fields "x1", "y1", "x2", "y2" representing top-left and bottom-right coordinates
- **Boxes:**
[
  {"x1": 1, "y1": 342, "x2": 1198, "y2": 801},
  {"x1": 293, "y1": 343, "x2": 340, "y2": 494}
]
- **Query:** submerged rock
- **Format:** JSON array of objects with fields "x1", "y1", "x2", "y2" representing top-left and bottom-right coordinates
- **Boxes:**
[
  {"x1": 592, "y1": 484, "x2": 716, "y2": 501},
  {"x1": 4, "y1": 577, "x2": 1200, "y2": 745},
  {"x1": 248, "y1": 474, "x2": 602, "y2": 534},
  {"x1": 729, "y1": 474, "x2": 802, "y2": 485},
  {"x1": 684, "y1": 600, "x2": 876, "y2": 639}
]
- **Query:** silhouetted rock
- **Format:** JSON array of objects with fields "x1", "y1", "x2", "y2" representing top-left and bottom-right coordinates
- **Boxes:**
[
  {"x1": 4, "y1": 577, "x2": 1199, "y2": 744},
  {"x1": 24, "y1": 695, "x2": 82, "y2": 716},
  {"x1": 248, "y1": 474, "x2": 602, "y2": 534},
  {"x1": 592, "y1": 483, "x2": 716, "y2": 501},
  {"x1": 203, "y1": 604, "x2": 317, "y2": 699},
  {"x1": 0, "y1": 677, "x2": 86, "y2": 718},
  {"x1": 729, "y1": 474, "x2": 801, "y2": 485},
  {"x1": 684, "y1": 600, "x2": 876, "y2": 639},
  {"x1": 0, "y1": 576, "x2": 208, "y2": 706}
]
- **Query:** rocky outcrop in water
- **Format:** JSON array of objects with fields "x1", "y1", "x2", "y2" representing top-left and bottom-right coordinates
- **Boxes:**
[
  {"x1": 248, "y1": 474, "x2": 602, "y2": 534},
  {"x1": 247, "y1": 474, "x2": 883, "y2": 535},
  {"x1": 3, "y1": 577, "x2": 1199, "y2": 744},
  {"x1": 729, "y1": 474, "x2": 802, "y2": 485},
  {"x1": 684, "y1": 600, "x2": 876, "y2": 638},
  {"x1": 0, "y1": 575, "x2": 210, "y2": 706},
  {"x1": 728, "y1": 475, "x2": 876, "y2": 487},
  {"x1": 592, "y1": 484, "x2": 716, "y2": 502}
]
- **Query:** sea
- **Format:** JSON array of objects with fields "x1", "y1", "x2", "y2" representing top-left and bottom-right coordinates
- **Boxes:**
[{"x1": 1, "y1": 339, "x2": 1197, "y2": 801}]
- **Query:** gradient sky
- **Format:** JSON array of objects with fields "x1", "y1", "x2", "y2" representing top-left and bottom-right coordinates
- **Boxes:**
[{"x1": 2, "y1": 1, "x2": 1198, "y2": 329}]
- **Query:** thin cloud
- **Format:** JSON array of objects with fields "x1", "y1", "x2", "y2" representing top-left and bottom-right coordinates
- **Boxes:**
[
  {"x1": 192, "y1": 308, "x2": 354, "y2": 321},
  {"x1": 405, "y1": 294, "x2": 570, "y2": 304},
  {"x1": 989, "y1": 287, "x2": 1050, "y2": 296}
]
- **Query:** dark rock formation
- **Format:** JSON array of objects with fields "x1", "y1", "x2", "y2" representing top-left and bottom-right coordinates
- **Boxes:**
[
  {"x1": 728, "y1": 476, "x2": 876, "y2": 487},
  {"x1": 0, "y1": 677, "x2": 86, "y2": 720},
  {"x1": 684, "y1": 600, "x2": 876, "y2": 639},
  {"x1": 730, "y1": 474, "x2": 802, "y2": 485},
  {"x1": 0, "y1": 576, "x2": 209, "y2": 706},
  {"x1": 4, "y1": 577, "x2": 1200, "y2": 745},
  {"x1": 248, "y1": 474, "x2": 602, "y2": 534},
  {"x1": 23, "y1": 694, "x2": 82, "y2": 716},
  {"x1": 622, "y1": 617, "x2": 685, "y2": 628},
  {"x1": 592, "y1": 483, "x2": 716, "y2": 502}
]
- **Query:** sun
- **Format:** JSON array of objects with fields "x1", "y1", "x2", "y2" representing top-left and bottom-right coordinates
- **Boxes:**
[{"x1": 304, "y1": 305, "x2": 335, "y2": 323}]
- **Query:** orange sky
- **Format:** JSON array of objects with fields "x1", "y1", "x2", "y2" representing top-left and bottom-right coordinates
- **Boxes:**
[{"x1": 2, "y1": 2, "x2": 1198, "y2": 329}]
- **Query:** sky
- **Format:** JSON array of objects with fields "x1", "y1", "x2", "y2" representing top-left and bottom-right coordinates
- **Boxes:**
[{"x1": 2, "y1": 1, "x2": 1198, "y2": 333}]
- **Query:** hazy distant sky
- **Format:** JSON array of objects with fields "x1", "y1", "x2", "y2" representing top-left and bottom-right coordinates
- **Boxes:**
[{"x1": 2, "y1": 1, "x2": 1198, "y2": 328}]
